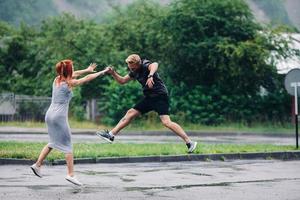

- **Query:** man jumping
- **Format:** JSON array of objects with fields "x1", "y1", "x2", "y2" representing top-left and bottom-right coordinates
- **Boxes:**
[{"x1": 96, "y1": 54, "x2": 197, "y2": 153}]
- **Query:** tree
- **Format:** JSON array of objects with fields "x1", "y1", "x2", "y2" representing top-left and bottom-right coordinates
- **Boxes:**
[
  {"x1": 103, "y1": 0, "x2": 166, "y2": 61},
  {"x1": 159, "y1": 0, "x2": 291, "y2": 95}
]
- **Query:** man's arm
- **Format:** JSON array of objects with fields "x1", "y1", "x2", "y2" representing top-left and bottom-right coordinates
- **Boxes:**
[
  {"x1": 109, "y1": 68, "x2": 132, "y2": 85},
  {"x1": 145, "y1": 62, "x2": 158, "y2": 88},
  {"x1": 148, "y1": 62, "x2": 158, "y2": 76}
]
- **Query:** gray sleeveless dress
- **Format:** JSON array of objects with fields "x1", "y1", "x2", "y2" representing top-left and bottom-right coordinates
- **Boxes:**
[{"x1": 45, "y1": 79, "x2": 73, "y2": 153}]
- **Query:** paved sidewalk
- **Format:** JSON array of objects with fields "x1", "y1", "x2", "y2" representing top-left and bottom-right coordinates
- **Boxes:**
[
  {"x1": 0, "y1": 126, "x2": 293, "y2": 136},
  {"x1": 0, "y1": 160, "x2": 299, "y2": 200},
  {"x1": 0, "y1": 132, "x2": 296, "y2": 145},
  {"x1": 0, "y1": 126, "x2": 295, "y2": 145}
]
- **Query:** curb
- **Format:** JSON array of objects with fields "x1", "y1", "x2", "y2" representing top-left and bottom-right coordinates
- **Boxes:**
[{"x1": 1, "y1": 151, "x2": 299, "y2": 165}]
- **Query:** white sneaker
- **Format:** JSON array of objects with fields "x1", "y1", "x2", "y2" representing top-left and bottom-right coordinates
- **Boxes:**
[
  {"x1": 65, "y1": 175, "x2": 83, "y2": 186},
  {"x1": 187, "y1": 141, "x2": 198, "y2": 153},
  {"x1": 30, "y1": 163, "x2": 42, "y2": 178}
]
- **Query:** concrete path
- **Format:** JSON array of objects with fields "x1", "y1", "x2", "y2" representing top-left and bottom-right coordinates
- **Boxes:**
[
  {"x1": 0, "y1": 160, "x2": 299, "y2": 200},
  {"x1": 0, "y1": 132, "x2": 295, "y2": 145}
]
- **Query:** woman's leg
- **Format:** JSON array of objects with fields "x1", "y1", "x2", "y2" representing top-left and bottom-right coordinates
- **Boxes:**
[
  {"x1": 35, "y1": 144, "x2": 52, "y2": 167},
  {"x1": 64, "y1": 152, "x2": 83, "y2": 185},
  {"x1": 65, "y1": 153, "x2": 74, "y2": 176}
]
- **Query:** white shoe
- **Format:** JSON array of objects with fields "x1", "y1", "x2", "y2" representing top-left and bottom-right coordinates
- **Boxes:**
[
  {"x1": 65, "y1": 175, "x2": 83, "y2": 186},
  {"x1": 187, "y1": 141, "x2": 198, "y2": 153},
  {"x1": 30, "y1": 164, "x2": 42, "y2": 178}
]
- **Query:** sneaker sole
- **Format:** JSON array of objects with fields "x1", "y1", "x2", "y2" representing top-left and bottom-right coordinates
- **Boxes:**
[
  {"x1": 188, "y1": 142, "x2": 198, "y2": 153},
  {"x1": 95, "y1": 132, "x2": 113, "y2": 144},
  {"x1": 30, "y1": 166, "x2": 42, "y2": 178},
  {"x1": 65, "y1": 178, "x2": 83, "y2": 186}
]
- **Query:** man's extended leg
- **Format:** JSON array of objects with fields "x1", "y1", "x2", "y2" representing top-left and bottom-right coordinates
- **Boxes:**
[
  {"x1": 160, "y1": 115, "x2": 190, "y2": 142},
  {"x1": 111, "y1": 108, "x2": 140, "y2": 136},
  {"x1": 96, "y1": 108, "x2": 140, "y2": 142},
  {"x1": 160, "y1": 115, "x2": 197, "y2": 153}
]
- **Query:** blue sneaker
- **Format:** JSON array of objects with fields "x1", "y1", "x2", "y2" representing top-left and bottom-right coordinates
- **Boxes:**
[{"x1": 96, "y1": 130, "x2": 114, "y2": 143}]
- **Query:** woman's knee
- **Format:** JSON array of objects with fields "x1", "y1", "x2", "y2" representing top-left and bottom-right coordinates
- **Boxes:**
[
  {"x1": 45, "y1": 144, "x2": 53, "y2": 151},
  {"x1": 65, "y1": 153, "x2": 73, "y2": 159}
]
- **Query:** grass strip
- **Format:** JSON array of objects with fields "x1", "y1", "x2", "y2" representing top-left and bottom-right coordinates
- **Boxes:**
[
  {"x1": 0, "y1": 141, "x2": 298, "y2": 161},
  {"x1": 0, "y1": 120, "x2": 294, "y2": 134}
]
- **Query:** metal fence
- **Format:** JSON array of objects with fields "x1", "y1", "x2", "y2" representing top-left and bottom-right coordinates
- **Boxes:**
[{"x1": 0, "y1": 93, "x2": 51, "y2": 122}]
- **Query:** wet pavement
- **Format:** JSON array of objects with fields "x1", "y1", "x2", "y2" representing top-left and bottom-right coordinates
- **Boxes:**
[{"x1": 0, "y1": 160, "x2": 299, "y2": 200}]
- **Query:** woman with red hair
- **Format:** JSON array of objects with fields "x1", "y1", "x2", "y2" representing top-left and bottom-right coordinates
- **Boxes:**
[{"x1": 30, "y1": 59, "x2": 109, "y2": 186}]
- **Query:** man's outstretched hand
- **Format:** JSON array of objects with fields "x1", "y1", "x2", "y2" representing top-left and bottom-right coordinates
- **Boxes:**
[{"x1": 105, "y1": 66, "x2": 115, "y2": 75}]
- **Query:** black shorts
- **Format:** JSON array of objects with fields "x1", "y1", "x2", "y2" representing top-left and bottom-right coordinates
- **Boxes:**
[{"x1": 133, "y1": 94, "x2": 169, "y2": 115}]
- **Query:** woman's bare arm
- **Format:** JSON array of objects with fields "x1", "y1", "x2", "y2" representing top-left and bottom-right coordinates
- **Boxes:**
[
  {"x1": 70, "y1": 67, "x2": 109, "y2": 87},
  {"x1": 72, "y1": 63, "x2": 97, "y2": 78}
]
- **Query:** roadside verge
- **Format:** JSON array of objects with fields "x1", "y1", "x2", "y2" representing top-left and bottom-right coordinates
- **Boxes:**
[{"x1": 1, "y1": 151, "x2": 299, "y2": 165}]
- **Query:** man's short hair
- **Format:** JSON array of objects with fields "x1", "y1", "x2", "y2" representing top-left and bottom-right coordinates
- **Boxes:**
[{"x1": 125, "y1": 54, "x2": 141, "y2": 64}]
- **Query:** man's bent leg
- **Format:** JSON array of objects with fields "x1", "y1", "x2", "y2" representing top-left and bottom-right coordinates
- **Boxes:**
[
  {"x1": 160, "y1": 115, "x2": 191, "y2": 143},
  {"x1": 160, "y1": 115, "x2": 197, "y2": 153},
  {"x1": 111, "y1": 108, "x2": 140, "y2": 136},
  {"x1": 96, "y1": 109, "x2": 140, "y2": 143}
]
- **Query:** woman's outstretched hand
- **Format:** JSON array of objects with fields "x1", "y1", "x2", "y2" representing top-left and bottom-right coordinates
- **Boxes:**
[{"x1": 87, "y1": 63, "x2": 97, "y2": 72}]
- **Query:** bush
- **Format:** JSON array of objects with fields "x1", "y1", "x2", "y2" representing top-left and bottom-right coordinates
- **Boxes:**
[{"x1": 169, "y1": 82, "x2": 290, "y2": 125}]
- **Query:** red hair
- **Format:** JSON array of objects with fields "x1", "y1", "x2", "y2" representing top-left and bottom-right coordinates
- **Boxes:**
[{"x1": 55, "y1": 59, "x2": 73, "y2": 84}]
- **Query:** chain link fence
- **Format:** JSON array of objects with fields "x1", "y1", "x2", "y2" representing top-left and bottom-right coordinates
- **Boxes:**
[{"x1": 0, "y1": 93, "x2": 51, "y2": 122}]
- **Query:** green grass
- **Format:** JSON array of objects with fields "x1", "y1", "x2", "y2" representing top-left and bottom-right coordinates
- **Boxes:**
[
  {"x1": 127, "y1": 121, "x2": 294, "y2": 134},
  {"x1": 0, "y1": 119, "x2": 295, "y2": 135},
  {"x1": 0, "y1": 119, "x2": 103, "y2": 129},
  {"x1": 0, "y1": 141, "x2": 297, "y2": 161}
]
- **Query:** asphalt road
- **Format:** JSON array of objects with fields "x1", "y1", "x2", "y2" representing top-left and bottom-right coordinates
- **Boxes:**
[
  {"x1": 0, "y1": 126, "x2": 295, "y2": 145},
  {"x1": 0, "y1": 132, "x2": 295, "y2": 145},
  {"x1": 0, "y1": 160, "x2": 299, "y2": 200}
]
